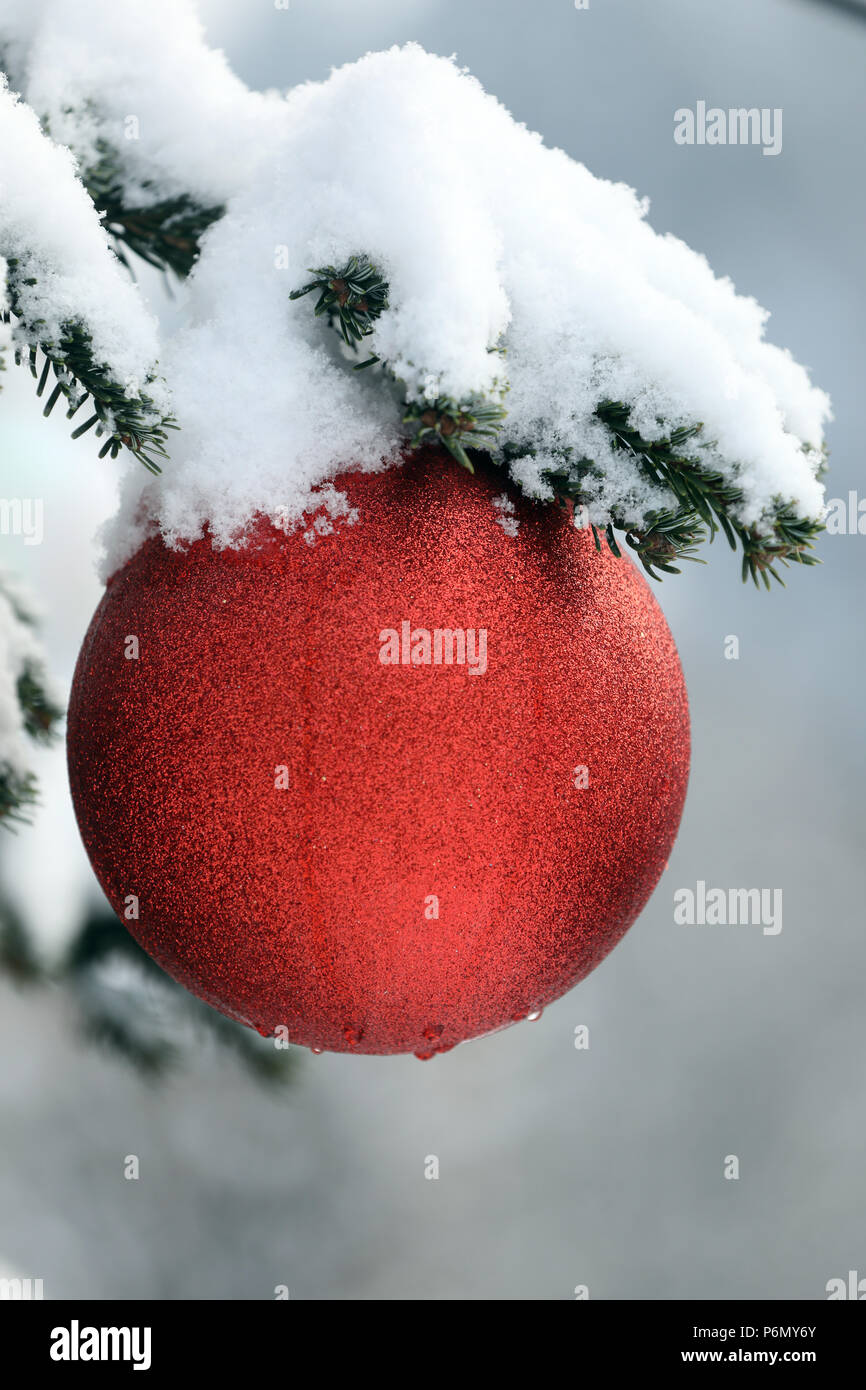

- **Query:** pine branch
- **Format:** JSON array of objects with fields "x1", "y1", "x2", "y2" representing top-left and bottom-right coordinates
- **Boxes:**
[
  {"x1": 291, "y1": 255, "x2": 509, "y2": 472},
  {"x1": 0, "y1": 889, "x2": 42, "y2": 983},
  {"x1": 2, "y1": 257, "x2": 176, "y2": 472},
  {"x1": 403, "y1": 397, "x2": 508, "y2": 472},
  {"x1": 64, "y1": 911, "x2": 295, "y2": 1081},
  {"x1": 290, "y1": 255, "x2": 390, "y2": 347},
  {"x1": 16, "y1": 663, "x2": 63, "y2": 742},
  {"x1": 0, "y1": 93, "x2": 193, "y2": 468},
  {"x1": 538, "y1": 440, "x2": 708, "y2": 580},
  {"x1": 85, "y1": 138, "x2": 223, "y2": 280},
  {"x1": 0, "y1": 661, "x2": 64, "y2": 826},
  {"x1": 0, "y1": 584, "x2": 63, "y2": 827},
  {"x1": 590, "y1": 401, "x2": 824, "y2": 587},
  {"x1": 291, "y1": 255, "x2": 825, "y2": 584}
]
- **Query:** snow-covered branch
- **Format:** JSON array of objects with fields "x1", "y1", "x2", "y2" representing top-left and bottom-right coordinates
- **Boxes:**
[
  {"x1": 0, "y1": 5, "x2": 832, "y2": 581},
  {"x1": 0, "y1": 0, "x2": 287, "y2": 210},
  {"x1": 115, "y1": 43, "x2": 830, "y2": 579},
  {"x1": 0, "y1": 78, "x2": 172, "y2": 467}
]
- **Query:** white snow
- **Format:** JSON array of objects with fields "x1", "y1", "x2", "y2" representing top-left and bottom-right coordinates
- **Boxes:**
[
  {"x1": 0, "y1": 78, "x2": 166, "y2": 410},
  {"x1": 492, "y1": 493, "x2": 520, "y2": 538},
  {"x1": 0, "y1": 0, "x2": 288, "y2": 209},
  {"x1": 0, "y1": 6, "x2": 831, "y2": 561}
]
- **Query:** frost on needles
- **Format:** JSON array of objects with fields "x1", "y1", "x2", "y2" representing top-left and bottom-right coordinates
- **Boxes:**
[{"x1": 0, "y1": 3, "x2": 831, "y2": 585}]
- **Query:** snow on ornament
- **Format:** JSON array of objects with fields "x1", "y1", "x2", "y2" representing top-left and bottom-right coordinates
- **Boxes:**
[{"x1": 4, "y1": 19, "x2": 823, "y2": 1053}]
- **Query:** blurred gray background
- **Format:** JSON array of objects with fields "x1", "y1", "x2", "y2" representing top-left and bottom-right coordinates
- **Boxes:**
[{"x1": 1, "y1": 0, "x2": 864, "y2": 1300}]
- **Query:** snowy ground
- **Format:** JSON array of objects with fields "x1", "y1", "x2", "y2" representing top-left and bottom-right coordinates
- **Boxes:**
[{"x1": 0, "y1": 0, "x2": 864, "y2": 1299}]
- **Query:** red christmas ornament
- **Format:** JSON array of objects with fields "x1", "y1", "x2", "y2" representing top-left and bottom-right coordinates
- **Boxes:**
[{"x1": 67, "y1": 449, "x2": 689, "y2": 1056}]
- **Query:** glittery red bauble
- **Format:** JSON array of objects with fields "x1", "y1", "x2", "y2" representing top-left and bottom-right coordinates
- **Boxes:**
[{"x1": 68, "y1": 449, "x2": 689, "y2": 1056}]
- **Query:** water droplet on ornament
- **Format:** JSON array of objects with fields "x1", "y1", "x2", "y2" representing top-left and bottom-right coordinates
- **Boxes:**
[
  {"x1": 414, "y1": 1049, "x2": 436, "y2": 1061},
  {"x1": 311, "y1": 1046, "x2": 323, "y2": 1055},
  {"x1": 343, "y1": 1025, "x2": 364, "y2": 1047},
  {"x1": 527, "y1": 1008, "x2": 544, "y2": 1022}
]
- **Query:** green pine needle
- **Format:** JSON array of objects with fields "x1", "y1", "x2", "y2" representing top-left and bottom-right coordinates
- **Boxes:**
[
  {"x1": 290, "y1": 255, "x2": 390, "y2": 346},
  {"x1": 0, "y1": 659, "x2": 63, "y2": 827},
  {"x1": 86, "y1": 138, "x2": 223, "y2": 280},
  {"x1": 1, "y1": 131, "x2": 216, "y2": 472},
  {"x1": 590, "y1": 400, "x2": 824, "y2": 585},
  {"x1": 0, "y1": 768, "x2": 38, "y2": 828},
  {"x1": 291, "y1": 253, "x2": 826, "y2": 585},
  {"x1": 0, "y1": 588, "x2": 64, "y2": 828},
  {"x1": 403, "y1": 397, "x2": 507, "y2": 472},
  {"x1": 3, "y1": 258, "x2": 176, "y2": 473}
]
